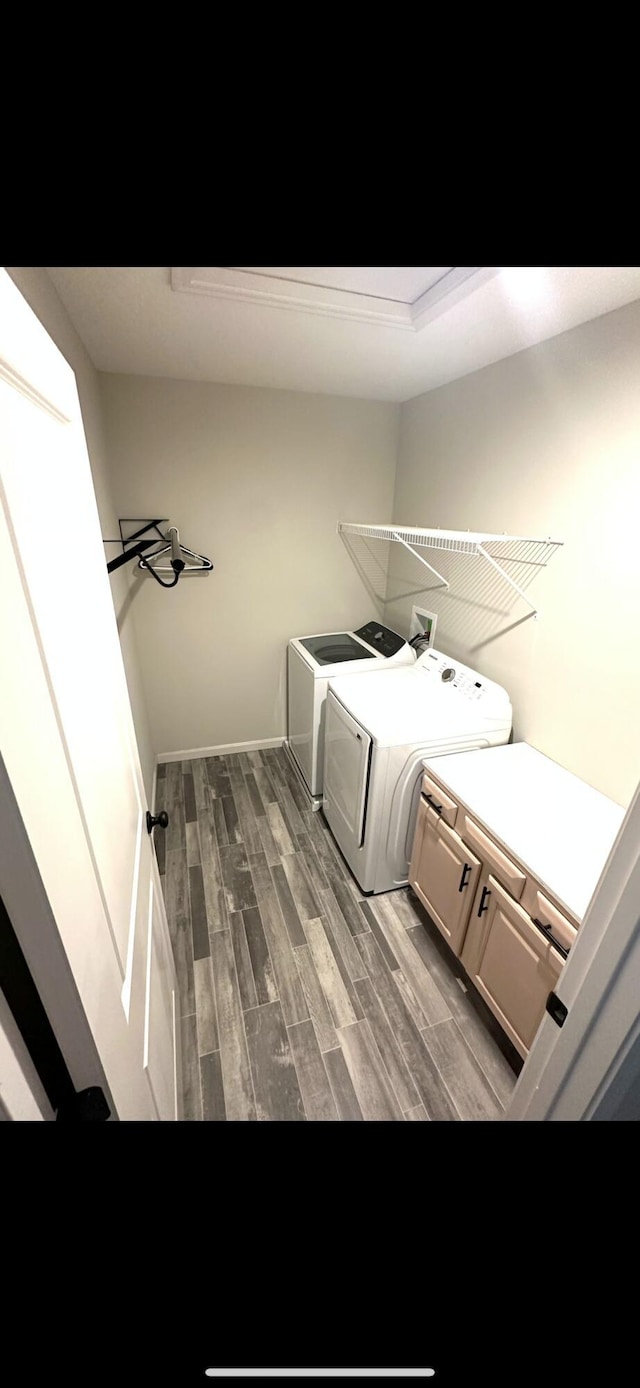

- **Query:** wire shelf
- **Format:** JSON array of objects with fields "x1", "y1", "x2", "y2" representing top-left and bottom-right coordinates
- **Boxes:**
[{"x1": 337, "y1": 523, "x2": 563, "y2": 616}]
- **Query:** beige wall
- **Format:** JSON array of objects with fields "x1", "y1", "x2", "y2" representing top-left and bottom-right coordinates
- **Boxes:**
[
  {"x1": 4, "y1": 269, "x2": 155, "y2": 800},
  {"x1": 385, "y1": 299, "x2": 640, "y2": 808},
  {"x1": 98, "y1": 374, "x2": 399, "y2": 756}
]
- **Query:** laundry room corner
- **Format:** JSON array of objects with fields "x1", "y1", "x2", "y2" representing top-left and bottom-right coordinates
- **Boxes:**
[{"x1": 97, "y1": 374, "x2": 401, "y2": 762}]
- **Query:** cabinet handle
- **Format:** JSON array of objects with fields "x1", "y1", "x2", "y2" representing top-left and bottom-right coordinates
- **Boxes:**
[
  {"x1": 477, "y1": 885, "x2": 491, "y2": 916},
  {"x1": 532, "y1": 917, "x2": 569, "y2": 960},
  {"x1": 424, "y1": 793, "x2": 443, "y2": 815},
  {"x1": 458, "y1": 863, "x2": 472, "y2": 892}
]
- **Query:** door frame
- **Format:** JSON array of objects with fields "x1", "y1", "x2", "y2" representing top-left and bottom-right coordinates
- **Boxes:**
[
  {"x1": 507, "y1": 775, "x2": 640, "y2": 1120},
  {"x1": 0, "y1": 981, "x2": 53, "y2": 1120},
  {"x1": 0, "y1": 754, "x2": 113, "y2": 1109}
]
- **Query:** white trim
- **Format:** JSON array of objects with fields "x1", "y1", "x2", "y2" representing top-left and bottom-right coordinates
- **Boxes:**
[
  {"x1": 172, "y1": 267, "x2": 416, "y2": 328},
  {"x1": 151, "y1": 760, "x2": 158, "y2": 814},
  {"x1": 411, "y1": 266, "x2": 497, "y2": 327},
  {"x1": 0, "y1": 269, "x2": 79, "y2": 421},
  {"x1": 157, "y1": 738, "x2": 286, "y2": 764},
  {"x1": 171, "y1": 266, "x2": 490, "y2": 333},
  {"x1": 0, "y1": 358, "x2": 71, "y2": 423}
]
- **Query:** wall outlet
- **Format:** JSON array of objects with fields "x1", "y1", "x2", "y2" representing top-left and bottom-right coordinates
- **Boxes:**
[{"x1": 410, "y1": 605, "x2": 438, "y2": 646}]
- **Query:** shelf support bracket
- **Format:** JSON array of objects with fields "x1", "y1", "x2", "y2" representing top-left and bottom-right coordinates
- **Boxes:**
[
  {"x1": 476, "y1": 544, "x2": 539, "y2": 617},
  {"x1": 390, "y1": 530, "x2": 449, "y2": 588}
]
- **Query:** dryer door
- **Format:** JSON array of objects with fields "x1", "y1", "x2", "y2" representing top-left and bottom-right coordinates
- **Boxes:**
[{"x1": 324, "y1": 692, "x2": 372, "y2": 849}]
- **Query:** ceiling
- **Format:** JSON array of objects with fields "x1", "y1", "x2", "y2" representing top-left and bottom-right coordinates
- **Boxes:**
[{"x1": 45, "y1": 266, "x2": 640, "y2": 403}]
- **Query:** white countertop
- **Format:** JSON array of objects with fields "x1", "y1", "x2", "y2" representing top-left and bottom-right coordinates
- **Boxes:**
[{"x1": 422, "y1": 742, "x2": 626, "y2": 922}]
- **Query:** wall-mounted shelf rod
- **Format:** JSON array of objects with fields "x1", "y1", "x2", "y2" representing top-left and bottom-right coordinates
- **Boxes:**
[{"x1": 105, "y1": 519, "x2": 167, "y2": 575}]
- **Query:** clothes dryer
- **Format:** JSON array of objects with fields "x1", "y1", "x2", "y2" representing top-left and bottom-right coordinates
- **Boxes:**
[{"x1": 323, "y1": 647, "x2": 512, "y2": 893}]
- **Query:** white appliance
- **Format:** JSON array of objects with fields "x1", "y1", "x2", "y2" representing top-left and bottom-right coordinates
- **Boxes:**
[
  {"x1": 323, "y1": 647, "x2": 512, "y2": 894},
  {"x1": 287, "y1": 620, "x2": 415, "y2": 808}
]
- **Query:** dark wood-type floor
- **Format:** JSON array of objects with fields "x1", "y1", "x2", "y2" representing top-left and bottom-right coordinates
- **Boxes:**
[{"x1": 156, "y1": 747, "x2": 521, "y2": 1121}]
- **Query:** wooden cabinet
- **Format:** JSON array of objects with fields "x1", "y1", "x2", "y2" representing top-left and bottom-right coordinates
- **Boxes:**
[
  {"x1": 409, "y1": 795, "x2": 481, "y2": 956},
  {"x1": 461, "y1": 876, "x2": 564, "y2": 1058},
  {"x1": 408, "y1": 767, "x2": 580, "y2": 1060}
]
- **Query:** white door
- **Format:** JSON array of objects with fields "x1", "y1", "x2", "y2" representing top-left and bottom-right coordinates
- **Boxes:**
[
  {"x1": 323, "y1": 691, "x2": 372, "y2": 849},
  {"x1": 0, "y1": 269, "x2": 180, "y2": 1121}
]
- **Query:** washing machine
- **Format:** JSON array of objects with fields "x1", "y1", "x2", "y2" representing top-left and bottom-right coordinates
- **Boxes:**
[
  {"x1": 286, "y1": 619, "x2": 415, "y2": 808},
  {"x1": 323, "y1": 647, "x2": 512, "y2": 894}
]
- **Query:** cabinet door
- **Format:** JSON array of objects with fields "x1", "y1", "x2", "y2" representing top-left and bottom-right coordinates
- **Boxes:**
[
  {"x1": 409, "y1": 801, "x2": 481, "y2": 956},
  {"x1": 461, "y1": 875, "x2": 564, "y2": 1059}
]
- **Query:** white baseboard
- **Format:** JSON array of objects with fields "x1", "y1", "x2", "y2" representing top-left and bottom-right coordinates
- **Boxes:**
[{"x1": 157, "y1": 737, "x2": 286, "y2": 765}]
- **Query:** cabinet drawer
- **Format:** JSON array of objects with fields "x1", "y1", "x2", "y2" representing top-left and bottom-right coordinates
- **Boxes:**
[
  {"x1": 519, "y1": 886, "x2": 577, "y2": 956},
  {"x1": 460, "y1": 814, "x2": 526, "y2": 900},
  {"x1": 420, "y1": 772, "x2": 458, "y2": 828}
]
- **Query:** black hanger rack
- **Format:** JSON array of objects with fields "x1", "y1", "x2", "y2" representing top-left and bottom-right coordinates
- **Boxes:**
[{"x1": 104, "y1": 519, "x2": 214, "y2": 589}]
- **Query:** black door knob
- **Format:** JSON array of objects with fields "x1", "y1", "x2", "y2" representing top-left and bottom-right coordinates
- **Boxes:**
[{"x1": 146, "y1": 810, "x2": 169, "y2": 834}]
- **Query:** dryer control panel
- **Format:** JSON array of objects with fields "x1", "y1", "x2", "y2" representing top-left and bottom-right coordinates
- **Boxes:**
[{"x1": 416, "y1": 647, "x2": 496, "y2": 701}]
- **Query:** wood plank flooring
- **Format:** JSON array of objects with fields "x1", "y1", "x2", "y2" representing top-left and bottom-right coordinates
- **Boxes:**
[{"x1": 157, "y1": 748, "x2": 522, "y2": 1121}]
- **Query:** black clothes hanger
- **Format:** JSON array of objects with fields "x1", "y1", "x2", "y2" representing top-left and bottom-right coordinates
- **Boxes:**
[
  {"x1": 139, "y1": 528, "x2": 214, "y2": 580},
  {"x1": 105, "y1": 520, "x2": 213, "y2": 589}
]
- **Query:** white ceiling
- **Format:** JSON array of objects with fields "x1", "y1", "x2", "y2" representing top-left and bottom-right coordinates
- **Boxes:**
[{"x1": 45, "y1": 266, "x2": 640, "y2": 403}]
